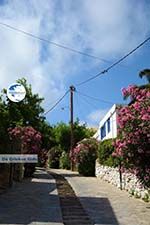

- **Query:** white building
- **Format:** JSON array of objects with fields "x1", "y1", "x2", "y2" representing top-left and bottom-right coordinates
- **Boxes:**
[{"x1": 94, "y1": 104, "x2": 121, "y2": 141}]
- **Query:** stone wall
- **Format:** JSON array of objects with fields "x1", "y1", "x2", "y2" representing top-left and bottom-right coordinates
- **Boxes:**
[{"x1": 96, "y1": 160, "x2": 150, "y2": 202}]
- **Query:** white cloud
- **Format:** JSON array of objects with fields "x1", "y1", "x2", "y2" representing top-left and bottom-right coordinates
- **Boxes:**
[
  {"x1": 0, "y1": 0, "x2": 150, "y2": 115},
  {"x1": 80, "y1": 0, "x2": 150, "y2": 57},
  {"x1": 87, "y1": 108, "x2": 109, "y2": 126}
]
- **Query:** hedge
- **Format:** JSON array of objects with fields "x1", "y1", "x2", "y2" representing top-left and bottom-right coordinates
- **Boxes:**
[{"x1": 98, "y1": 139, "x2": 118, "y2": 167}]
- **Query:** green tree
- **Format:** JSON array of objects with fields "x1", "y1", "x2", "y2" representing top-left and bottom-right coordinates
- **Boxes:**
[
  {"x1": 139, "y1": 69, "x2": 150, "y2": 83},
  {"x1": 53, "y1": 122, "x2": 70, "y2": 152},
  {"x1": 38, "y1": 120, "x2": 56, "y2": 150},
  {"x1": 0, "y1": 78, "x2": 48, "y2": 154},
  {"x1": 3, "y1": 78, "x2": 45, "y2": 129},
  {"x1": 52, "y1": 119, "x2": 95, "y2": 153},
  {"x1": 74, "y1": 120, "x2": 95, "y2": 144},
  {"x1": 0, "y1": 97, "x2": 11, "y2": 153}
]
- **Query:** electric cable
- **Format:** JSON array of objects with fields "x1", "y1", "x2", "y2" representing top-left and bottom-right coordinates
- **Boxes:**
[
  {"x1": 0, "y1": 21, "x2": 119, "y2": 65},
  {"x1": 76, "y1": 35, "x2": 150, "y2": 86},
  {"x1": 1, "y1": 22, "x2": 149, "y2": 118},
  {"x1": 76, "y1": 91, "x2": 99, "y2": 110},
  {"x1": 44, "y1": 90, "x2": 69, "y2": 115},
  {"x1": 76, "y1": 90, "x2": 114, "y2": 105},
  {"x1": 75, "y1": 92, "x2": 100, "y2": 127},
  {"x1": 74, "y1": 91, "x2": 86, "y2": 121}
]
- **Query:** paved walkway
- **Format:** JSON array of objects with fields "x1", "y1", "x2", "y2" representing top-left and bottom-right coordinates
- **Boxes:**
[
  {"x1": 0, "y1": 168, "x2": 63, "y2": 225},
  {"x1": 50, "y1": 169, "x2": 150, "y2": 225},
  {"x1": 0, "y1": 168, "x2": 150, "y2": 225}
]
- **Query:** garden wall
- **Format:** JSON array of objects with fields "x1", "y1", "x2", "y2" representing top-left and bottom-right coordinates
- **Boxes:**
[{"x1": 96, "y1": 160, "x2": 150, "y2": 202}]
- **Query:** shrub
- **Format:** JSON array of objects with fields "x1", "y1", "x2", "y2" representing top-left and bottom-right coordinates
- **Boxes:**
[
  {"x1": 71, "y1": 138, "x2": 98, "y2": 176},
  {"x1": 8, "y1": 126, "x2": 42, "y2": 177},
  {"x1": 48, "y1": 146, "x2": 61, "y2": 168},
  {"x1": 8, "y1": 126, "x2": 42, "y2": 154},
  {"x1": 38, "y1": 149, "x2": 48, "y2": 167},
  {"x1": 59, "y1": 151, "x2": 70, "y2": 169},
  {"x1": 113, "y1": 85, "x2": 150, "y2": 187},
  {"x1": 98, "y1": 139, "x2": 118, "y2": 167}
]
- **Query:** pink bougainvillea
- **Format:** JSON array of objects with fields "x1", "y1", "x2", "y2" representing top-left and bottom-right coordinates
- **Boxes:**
[
  {"x1": 70, "y1": 138, "x2": 98, "y2": 176},
  {"x1": 70, "y1": 143, "x2": 89, "y2": 164},
  {"x1": 8, "y1": 126, "x2": 42, "y2": 154},
  {"x1": 114, "y1": 85, "x2": 150, "y2": 187}
]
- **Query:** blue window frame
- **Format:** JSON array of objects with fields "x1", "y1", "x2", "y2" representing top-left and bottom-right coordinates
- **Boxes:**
[
  {"x1": 107, "y1": 118, "x2": 111, "y2": 133},
  {"x1": 100, "y1": 123, "x2": 106, "y2": 139}
]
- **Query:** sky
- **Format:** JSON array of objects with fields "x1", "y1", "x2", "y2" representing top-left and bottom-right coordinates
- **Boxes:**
[{"x1": 0, "y1": 0, "x2": 150, "y2": 127}]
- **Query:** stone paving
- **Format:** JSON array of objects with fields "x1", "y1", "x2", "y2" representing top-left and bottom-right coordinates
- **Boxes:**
[
  {"x1": 0, "y1": 168, "x2": 63, "y2": 225},
  {"x1": 50, "y1": 169, "x2": 150, "y2": 225},
  {"x1": 0, "y1": 168, "x2": 150, "y2": 225}
]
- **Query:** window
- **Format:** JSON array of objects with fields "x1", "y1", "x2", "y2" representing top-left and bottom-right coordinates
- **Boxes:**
[
  {"x1": 107, "y1": 118, "x2": 111, "y2": 133},
  {"x1": 100, "y1": 123, "x2": 106, "y2": 139}
]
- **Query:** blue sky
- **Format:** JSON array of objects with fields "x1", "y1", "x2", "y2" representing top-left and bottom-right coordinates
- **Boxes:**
[{"x1": 0, "y1": 0, "x2": 150, "y2": 127}]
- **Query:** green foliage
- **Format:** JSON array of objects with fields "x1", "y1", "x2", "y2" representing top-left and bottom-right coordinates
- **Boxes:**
[
  {"x1": 59, "y1": 151, "x2": 70, "y2": 169},
  {"x1": 38, "y1": 121, "x2": 56, "y2": 151},
  {"x1": 0, "y1": 78, "x2": 95, "y2": 168},
  {"x1": 98, "y1": 139, "x2": 118, "y2": 167},
  {"x1": 0, "y1": 78, "x2": 53, "y2": 155},
  {"x1": 115, "y1": 85, "x2": 150, "y2": 187},
  {"x1": 4, "y1": 78, "x2": 45, "y2": 129},
  {"x1": 38, "y1": 149, "x2": 48, "y2": 167},
  {"x1": 73, "y1": 138, "x2": 98, "y2": 176},
  {"x1": 73, "y1": 119, "x2": 95, "y2": 144},
  {"x1": 53, "y1": 122, "x2": 71, "y2": 152},
  {"x1": 0, "y1": 97, "x2": 11, "y2": 153},
  {"x1": 52, "y1": 120, "x2": 95, "y2": 153},
  {"x1": 139, "y1": 68, "x2": 150, "y2": 83},
  {"x1": 48, "y1": 146, "x2": 62, "y2": 169},
  {"x1": 142, "y1": 193, "x2": 150, "y2": 202}
]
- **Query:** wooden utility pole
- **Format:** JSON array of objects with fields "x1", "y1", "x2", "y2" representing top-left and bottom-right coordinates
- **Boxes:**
[{"x1": 70, "y1": 85, "x2": 76, "y2": 171}]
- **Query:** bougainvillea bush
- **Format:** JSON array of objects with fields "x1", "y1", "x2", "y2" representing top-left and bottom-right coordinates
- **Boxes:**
[
  {"x1": 38, "y1": 148, "x2": 48, "y2": 167},
  {"x1": 48, "y1": 146, "x2": 61, "y2": 169},
  {"x1": 8, "y1": 126, "x2": 42, "y2": 176},
  {"x1": 113, "y1": 85, "x2": 150, "y2": 187},
  {"x1": 70, "y1": 138, "x2": 98, "y2": 176},
  {"x1": 8, "y1": 126, "x2": 42, "y2": 154}
]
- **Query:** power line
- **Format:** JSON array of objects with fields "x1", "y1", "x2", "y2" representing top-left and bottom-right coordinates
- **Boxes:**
[
  {"x1": 74, "y1": 92, "x2": 86, "y2": 120},
  {"x1": 0, "y1": 21, "x2": 118, "y2": 64},
  {"x1": 76, "y1": 35, "x2": 150, "y2": 86},
  {"x1": 1, "y1": 22, "x2": 149, "y2": 120},
  {"x1": 76, "y1": 91, "x2": 99, "y2": 110},
  {"x1": 76, "y1": 93, "x2": 100, "y2": 127},
  {"x1": 44, "y1": 90, "x2": 69, "y2": 115},
  {"x1": 76, "y1": 90, "x2": 114, "y2": 105},
  {"x1": 44, "y1": 96, "x2": 65, "y2": 111}
]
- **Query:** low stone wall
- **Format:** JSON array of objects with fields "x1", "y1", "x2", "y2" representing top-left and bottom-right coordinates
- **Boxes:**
[{"x1": 96, "y1": 160, "x2": 150, "y2": 202}]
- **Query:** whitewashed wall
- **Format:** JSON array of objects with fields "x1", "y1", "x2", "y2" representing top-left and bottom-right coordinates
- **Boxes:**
[
  {"x1": 94, "y1": 104, "x2": 118, "y2": 141},
  {"x1": 96, "y1": 161, "x2": 150, "y2": 202}
]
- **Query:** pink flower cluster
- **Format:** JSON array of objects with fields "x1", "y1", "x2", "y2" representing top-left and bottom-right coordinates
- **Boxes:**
[
  {"x1": 70, "y1": 139, "x2": 98, "y2": 164},
  {"x1": 122, "y1": 85, "x2": 150, "y2": 102},
  {"x1": 70, "y1": 143, "x2": 88, "y2": 163},
  {"x1": 114, "y1": 85, "x2": 150, "y2": 187},
  {"x1": 8, "y1": 126, "x2": 42, "y2": 154}
]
